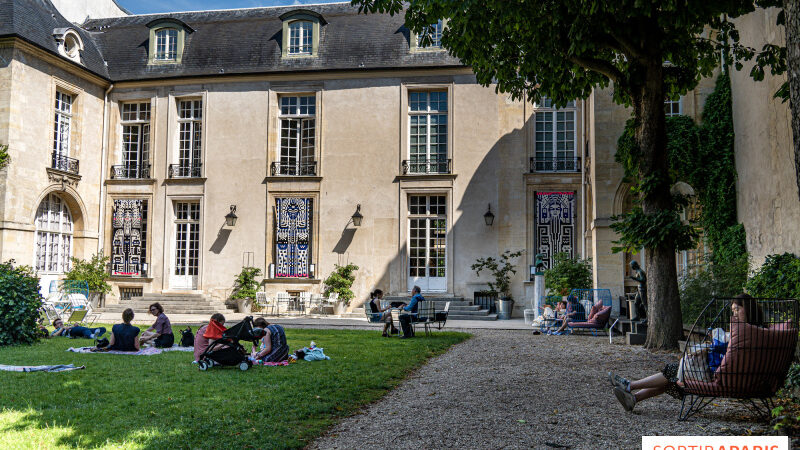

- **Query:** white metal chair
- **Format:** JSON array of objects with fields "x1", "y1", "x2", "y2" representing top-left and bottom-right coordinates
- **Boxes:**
[
  {"x1": 255, "y1": 292, "x2": 275, "y2": 315},
  {"x1": 299, "y1": 291, "x2": 312, "y2": 315},
  {"x1": 276, "y1": 292, "x2": 292, "y2": 316}
]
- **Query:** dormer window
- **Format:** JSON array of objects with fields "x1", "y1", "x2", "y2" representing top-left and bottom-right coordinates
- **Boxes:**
[
  {"x1": 288, "y1": 21, "x2": 313, "y2": 55},
  {"x1": 146, "y1": 18, "x2": 194, "y2": 65},
  {"x1": 155, "y1": 28, "x2": 179, "y2": 61},
  {"x1": 280, "y1": 10, "x2": 326, "y2": 58},
  {"x1": 53, "y1": 28, "x2": 83, "y2": 63},
  {"x1": 411, "y1": 20, "x2": 446, "y2": 52}
]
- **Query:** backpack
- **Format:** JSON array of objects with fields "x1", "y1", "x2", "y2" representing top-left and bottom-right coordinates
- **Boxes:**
[
  {"x1": 95, "y1": 338, "x2": 109, "y2": 349},
  {"x1": 179, "y1": 326, "x2": 194, "y2": 347}
]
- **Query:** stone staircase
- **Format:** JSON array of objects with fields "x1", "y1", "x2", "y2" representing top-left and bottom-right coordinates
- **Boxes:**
[
  {"x1": 384, "y1": 296, "x2": 497, "y2": 321},
  {"x1": 98, "y1": 293, "x2": 233, "y2": 315}
]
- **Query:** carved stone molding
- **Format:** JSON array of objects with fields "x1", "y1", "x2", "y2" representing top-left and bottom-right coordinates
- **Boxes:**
[{"x1": 46, "y1": 168, "x2": 81, "y2": 190}]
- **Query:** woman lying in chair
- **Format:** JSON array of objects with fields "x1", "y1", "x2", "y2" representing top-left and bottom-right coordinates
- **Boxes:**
[{"x1": 607, "y1": 294, "x2": 763, "y2": 411}]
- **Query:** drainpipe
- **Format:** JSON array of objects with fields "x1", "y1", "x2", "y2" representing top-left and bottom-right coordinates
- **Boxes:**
[
  {"x1": 580, "y1": 99, "x2": 587, "y2": 260},
  {"x1": 97, "y1": 83, "x2": 114, "y2": 254}
]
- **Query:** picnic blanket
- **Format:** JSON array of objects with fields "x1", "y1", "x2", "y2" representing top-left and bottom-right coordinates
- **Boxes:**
[
  {"x1": 0, "y1": 364, "x2": 84, "y2": 372},
  {"x1": 67, "y1": 346, "x2": 194, "y2": 355}
]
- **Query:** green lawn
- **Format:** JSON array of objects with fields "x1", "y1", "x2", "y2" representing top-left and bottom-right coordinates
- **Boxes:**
[{"x1": 0, "y1": 325, "x2": 470, "y2": 449}]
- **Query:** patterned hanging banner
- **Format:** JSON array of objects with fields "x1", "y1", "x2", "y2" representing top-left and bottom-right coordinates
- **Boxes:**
[
  {"x1": 535, "y1": 191, "x2": 576, "y2": 270},
  {"x1": 111, "y1": 199, "x2": 143, "y2": 276},
  {"x1": 275, "y1": 198, "x2": 312, "y2": 278}
]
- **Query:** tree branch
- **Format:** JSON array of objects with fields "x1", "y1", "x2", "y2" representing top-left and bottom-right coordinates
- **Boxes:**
[
  {"x1": 608, "y1": 30, "x2": 645, "y2": 60},
  {"x1": 567, "y1": 55, "x2": 625, "y2": 84}
]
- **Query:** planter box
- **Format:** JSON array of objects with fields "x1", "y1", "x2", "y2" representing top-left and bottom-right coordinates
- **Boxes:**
[{"x1": 474, "y1": 291, "x2": 498, "y2": 313}]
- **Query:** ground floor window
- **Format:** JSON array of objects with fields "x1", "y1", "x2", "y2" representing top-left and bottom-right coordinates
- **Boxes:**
[
  {"x1": 535, "y1": 191, "x2": 576, "y2": 270},
  {"x1": 172, "y1": 202, "x2": 200, "y2": 289},
  {"x1": 35, "y1": 193, "x2": 73, "y2": 273},
  {"x1": 111, "y1": 199, "x2": 147, "y2": 276},
  {"x1": 275, "y1": 197, "x2": 312, "y2": 278},
  {"x1": 408, "y1": 195, "x2": 446, "y2": 291}
]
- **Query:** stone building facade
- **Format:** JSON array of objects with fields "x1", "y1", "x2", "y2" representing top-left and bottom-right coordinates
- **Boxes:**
[{"x1": 2, "y1": 0, "x2": 788, "y2": 316}]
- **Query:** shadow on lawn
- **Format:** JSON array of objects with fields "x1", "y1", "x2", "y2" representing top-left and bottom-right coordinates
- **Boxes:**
[{"x1": 0, "y1": 328, "x2": 471, "y2": 448}]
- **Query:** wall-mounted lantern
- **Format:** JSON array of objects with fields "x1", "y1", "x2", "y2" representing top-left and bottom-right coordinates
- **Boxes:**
[
  {"x1": 352, "y1": 204, "x2": 363, "y2": 227},
  {"x1": 483, "y1": 204, "x2": 495, "y2": 226},
  {"x1": 225, "y1": 205, "x2": 238, "y2": 227}
]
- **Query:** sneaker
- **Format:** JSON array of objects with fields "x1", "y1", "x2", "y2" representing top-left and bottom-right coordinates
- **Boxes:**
[
  {"x1": 608, "y1": 372, "x2": 631, "y2": 392},
  {"x1": 613, "y1": 387, "x2": 636, "y2": 412}
]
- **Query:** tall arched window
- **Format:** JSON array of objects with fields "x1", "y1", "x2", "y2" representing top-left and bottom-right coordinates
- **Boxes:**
[{"x1": 35, "y1": 193, "x2": 73, "y2": 273}]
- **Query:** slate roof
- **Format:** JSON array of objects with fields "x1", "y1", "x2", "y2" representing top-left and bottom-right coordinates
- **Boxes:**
[
  {"x1": 0, "y1": 0, "x2": 109, "y2": 79},
  {"x1": 82, "y1": 2, "x2": 464, "y2": 82}
]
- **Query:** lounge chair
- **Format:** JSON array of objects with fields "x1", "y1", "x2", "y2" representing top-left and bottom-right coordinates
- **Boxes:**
[{"x1": 568, "y1": 303, "x2": 612, "y2": 336}]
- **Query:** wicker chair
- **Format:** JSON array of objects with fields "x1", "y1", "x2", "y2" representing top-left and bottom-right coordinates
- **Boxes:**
[{"x1": 679, "y1": 297, "x2": 799, "y2": 420}]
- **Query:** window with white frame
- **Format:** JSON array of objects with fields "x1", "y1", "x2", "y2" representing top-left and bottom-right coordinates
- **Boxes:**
[
  {"x1": 53, "y1": 91, "x2": 72, "y2": 157},
  {"x1": 118, "y1": 102, "x2": 151, "y2": 179},
  {"x1": 35, "y1": 193, "x2": 73, "y2": 274},
  {"x1": 676, "y1": 197, "x2": 706, "y2": 278},
  {"x1": 155, "y1": 28, "x2": 178, "y2": 61},
  {"x1": 534, "y1": 98, "x2": 577, "y2": 172},
  {"x1": 288, "y1": 21, "x2": 313, "y2": 55},
  {"x1": 664, "y1": 97, "x2": 682, "y2": 117},
  {"x1": 174, "y1": 202, "x2": 200, "y2": 277},
  {"x1": 173, "y1": 99, "x2": 202, "y2": 178},
  {"x1": 408, "y1": 195, "x2": 447, "y2": 284},
  {"x1": 407, "y1": 91, "x2": 448, "y2": 174},
  {"x1": 277, "y1": 95, "x2": 316, "y2": 176},
  {"x1": 416, "y1": 20, "x2": 443, "y2": 48}
]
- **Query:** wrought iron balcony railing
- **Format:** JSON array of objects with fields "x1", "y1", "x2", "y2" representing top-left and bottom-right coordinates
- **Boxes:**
[
  {"x1": 529, "y1": 156, "x2": 581, "y2": 173},
  {"x1": 110, "y1": 163, "x2": 151, "y2": 179},
  {"x1": 51, "y1": 152, "x2": 79, "y2": 175},
  {"x1": 270, "y1": 161, "x2": 317, "y2": 176},
  {"x1": 168, "y1": 163, "x2": 202, "y2": 178},
  {"x1": 401, "y1": 158, "x2": 452, "y2": 175}
]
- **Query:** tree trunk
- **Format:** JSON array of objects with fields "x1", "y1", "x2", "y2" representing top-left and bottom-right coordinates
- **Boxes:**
[
  {"x1": 784, "y1": 0, "x2": 800, "y2": 201},
  {"x1": 633, "y1": 62, "x2": 684, "y2": 350}
]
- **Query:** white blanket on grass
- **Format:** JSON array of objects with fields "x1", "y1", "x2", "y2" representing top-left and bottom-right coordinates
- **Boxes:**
[
  {"x1": 67, "y1": 346, "x2": 194, "y2": 355},
  {"x1": 0, "y1": 364, "x2": 84, "y2": 372}
]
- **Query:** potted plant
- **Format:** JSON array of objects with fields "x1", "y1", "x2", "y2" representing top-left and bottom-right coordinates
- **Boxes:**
[
  {"x1": 65, "y1": 253, "x2": 112, "y2": 308},
  {"x1": 471, "y1": 250, "x2": 523, "y2": 319},
  {"x1": 543, "y1": 252, "x2": 593, "y2": 299},
  {"x1": 231, "y1": 266, "x2": 262, "y2": 314},
  {"x1": 323, "y1": 263, "x2": 358, "y2": 315}
]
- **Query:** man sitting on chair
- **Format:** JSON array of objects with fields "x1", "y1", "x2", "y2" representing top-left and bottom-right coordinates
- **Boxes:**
[
  {"x1": 398, "y1": 286, "x2": 424, "y2": 339},
  {"x1": 51, "y1": 318, "x2": 106, "y2": 340}
]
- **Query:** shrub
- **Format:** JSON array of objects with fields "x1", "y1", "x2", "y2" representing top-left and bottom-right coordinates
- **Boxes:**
[
  {"x1": 746, "y1": 253, "x2": 800, "y2": 299},
  {"x1": 231, "y1": 267, "x2": 262, "y2": 300},
  {"x1": 65, "y1": 253, "x2": 111, "y2": 294},
  {"x1": 543, "y1": 252, "x2": 592, "y2": 296},
  {"x1": 471, "y1": 250, "x2": 524, "y2": 299},
  {"x1": 323, "y1": 263, "x2": 359, "y2": 305},
  {"x1": 0, "y1": 260, "x2": 43, "y2": 346},
  {"x1": 679, "y1": 254, "x2": 748, "y2": 325}
]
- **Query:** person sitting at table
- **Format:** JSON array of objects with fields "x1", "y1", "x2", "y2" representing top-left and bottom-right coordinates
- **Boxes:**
[
  {"x1": 369, "y1": 289, "x2": 398, "y2": 337},
  {"x1": 398, "y1": 285, "x2": 424, "y2": 339},
  {"x1": 107, "y1": 308, "x2": 140, "y2": 352},
  {"x1": 139, "y1": 302, "x2": 174, "y2": 348},
  {"x1": 50, "y1": 318, "x2": 106, "y2": 340},
  {"x1": 252, "y1": 317, "x2": 289, "y2": 362},
  {"x1": 194, "y1": 313, "x2": 226, "y2": 362}
]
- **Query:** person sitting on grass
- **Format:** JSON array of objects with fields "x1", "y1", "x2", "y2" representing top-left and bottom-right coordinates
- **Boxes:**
[
  {"x1": 369, "y1": 289, "x2": 399, "y2": 337},
  {"x1": 194, "y1": 313, "x2": 226, "y2": 362},
  {"x1": 107, "y1": 308, "x2": 140, "y2": 352},
  {"x1": 50, "y1": 318, "x2": 106, "y2": 340},
  {"x1": 138, "y1": 302, "x2": 174, "y2": 348},
  {"x1": 251, "y1": 317, "x2": 289, "y2": 363},
  {"x1": 607, "y1": 294, "x2": 763, "y2": 411}
]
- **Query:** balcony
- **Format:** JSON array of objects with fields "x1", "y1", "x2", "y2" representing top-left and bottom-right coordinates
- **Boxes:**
[
  {"x1": 110, "y1": 163, "x2": 151, "y2": 179},
  {"x1": 401, "y1": 158, "x2": 452, "y2": 175},
  {"x1": 168, "y1": 163, "x2": 202, "y2": 178},
  {"x1": 270, "y1": 161, "x2": 317, "y2": 176},
  {"x1": 529, "y1": 156, "x2": 581, "y2": 173},
  {"x1": 51, "y1": 152, "x2": 79, "y2": 175}
]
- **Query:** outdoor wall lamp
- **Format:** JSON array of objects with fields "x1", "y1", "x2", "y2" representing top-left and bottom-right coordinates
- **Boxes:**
[
  {"x1": 351, "y1": 204, "x2": 363, "y2": 227},
  {"x1": 484, "y1": 204, "x2": 495, "y2": 226},
  {"x1": 225, "y1": 205, "x2": 238, "y2": 227}
]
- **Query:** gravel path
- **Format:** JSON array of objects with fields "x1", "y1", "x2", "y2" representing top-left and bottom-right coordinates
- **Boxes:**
[{"x1": 312, "y1": 329, "x2": 769, "y2": 449}]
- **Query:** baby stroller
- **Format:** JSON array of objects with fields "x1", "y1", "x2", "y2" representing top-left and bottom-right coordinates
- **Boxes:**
[{"x1": 197, "y1": 316, "x2": 266, "y2": 371}]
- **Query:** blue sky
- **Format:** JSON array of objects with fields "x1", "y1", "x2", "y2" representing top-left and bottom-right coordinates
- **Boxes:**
[{"x1": 116, "y1": 0, "x2": 344, "y2": 15}]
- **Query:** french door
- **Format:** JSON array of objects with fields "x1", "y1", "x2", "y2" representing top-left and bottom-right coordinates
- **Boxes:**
[
  {"x1": 170, "y1": 202, "x2": 199, "y2": 289},
  {"x1": 407, "y1": 195, "x2": 447, "y2": 292}
]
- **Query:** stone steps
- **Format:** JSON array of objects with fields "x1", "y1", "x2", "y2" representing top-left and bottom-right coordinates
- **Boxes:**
[
  {"x1": 98, "y1": 293, "x2": 233, "y2": 315},
  {"x1": 382, "y1": 295, "x2": 496, "y2": 321}
]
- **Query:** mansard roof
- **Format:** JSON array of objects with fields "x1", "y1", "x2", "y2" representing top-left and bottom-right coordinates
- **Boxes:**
[
  {"x1": 0, "y1": 0, "x2": 109, "y2": 79},
  {"x1": 82, "y1": 2, "x2": 463, "y2": 82}
]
